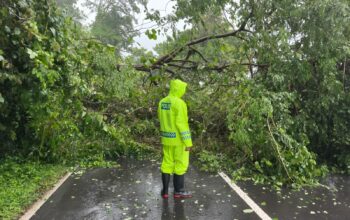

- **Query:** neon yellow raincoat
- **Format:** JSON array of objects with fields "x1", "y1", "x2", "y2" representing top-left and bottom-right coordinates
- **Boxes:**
[{"x1": 158, "y1": 79, "x2": 192, "y2": 175}]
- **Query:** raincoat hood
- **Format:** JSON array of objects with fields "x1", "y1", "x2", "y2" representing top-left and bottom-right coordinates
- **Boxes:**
[{"x1": 169, "y1": 79, "x2": 187, "y2": 98}]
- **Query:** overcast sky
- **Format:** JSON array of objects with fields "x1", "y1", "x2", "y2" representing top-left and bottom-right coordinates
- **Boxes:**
[{"x1": 76, "y1": 0, "x2": 184, "y2": 52}]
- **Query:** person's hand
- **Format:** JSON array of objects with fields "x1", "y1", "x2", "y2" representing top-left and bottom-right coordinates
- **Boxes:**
[{"x1": 185, "y1": 147, "x2": 192, "y2": 151}]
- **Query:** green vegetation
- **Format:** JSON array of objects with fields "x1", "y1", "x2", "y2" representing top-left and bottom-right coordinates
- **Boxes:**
[
  {"x1": 0, "y1": 2, "x2": 349, "y2": 218},
  {"x1": 0, "y1": 0, "x2": 154, "y2": 164},
  {"x1": 146, "y1": 0, "x2": 350, "y2": 187},
  {"x1": 0, "y1": 1, "x2": 154, "y2": 216},
  {"x1": 0, "y1": 158, "x2": 67, "y2": 220},
  {"x1": 88, "y1": 0, "x2": 147, "y2": 52}
]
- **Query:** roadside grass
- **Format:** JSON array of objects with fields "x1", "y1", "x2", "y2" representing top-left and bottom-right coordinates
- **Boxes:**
[{"x1": 0, "y1": 158, "x2": 67, "y2": 220}]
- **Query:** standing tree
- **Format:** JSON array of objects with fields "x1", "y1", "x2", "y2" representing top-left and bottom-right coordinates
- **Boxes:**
[
  {"x1": 56, "y1": 0, "x2": 84, "y2": 22},
  {"x1": 87, "y1": 0, "x2": 147, "y2": 53}
]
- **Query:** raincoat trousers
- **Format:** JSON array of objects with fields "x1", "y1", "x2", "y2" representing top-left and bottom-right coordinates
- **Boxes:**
[{"x1": 158, "y1": 79, "x2": 192, "y2": 175}]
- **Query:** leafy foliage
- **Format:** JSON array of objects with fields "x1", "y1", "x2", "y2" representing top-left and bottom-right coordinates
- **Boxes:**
[
  {"x1": 0, "y1": 0, "x2": 154, "y2": 164},
  {"x1": 56, "y1": 0, "x2": 84, "y2": 22},
  {"x1": 88, "y1": 0, "x2": 147, "y2": 52},
  {"x1": 146, "y1": 0, "x2": 350, "y2": 187},
  {"x1": 196, "y1": 150, "x2": 227, "y2": 173},
  {"x1": 0, "y1": 157, "x2": 66, "y2": 220},
  {"x1": 226, "y1": 81, "x2": 328, "y2": 186}
]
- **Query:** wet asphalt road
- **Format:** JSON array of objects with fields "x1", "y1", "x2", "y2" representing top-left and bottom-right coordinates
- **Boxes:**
[
  {"x1": 239, "y1": 175, "x2": 350, "y2": 220},
  {"x1": 31, "y1": 158, "x2": 349, "y2": 220},
  {"x1": 31, "y1": 159, "x2": 259, "y2": 220}
]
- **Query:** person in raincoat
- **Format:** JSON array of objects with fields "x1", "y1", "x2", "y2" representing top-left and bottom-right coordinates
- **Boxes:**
[{"x1": 158, "y1": 79, "x2": 193, "y2": 199}]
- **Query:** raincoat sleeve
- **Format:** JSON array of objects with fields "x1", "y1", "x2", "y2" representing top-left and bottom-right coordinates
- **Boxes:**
[{"x1": 175, "y1": 100, "x2": 193, "y2": 147}]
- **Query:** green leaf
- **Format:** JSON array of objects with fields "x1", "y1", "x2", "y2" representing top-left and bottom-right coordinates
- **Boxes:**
[
  {"x1": 14, "y1": 27, "x2": 21, "y2": 35},
  {"x1": 50, "y1": 27, "x2": 56, "y2": 36},
  {"x1": 4, "y1": 26, "x2": 10, "y2": 33},
  {"x1": 145, "y1": 29, "x2": 157, "y2": 40},
  {"x1": 0, "y1": 93, "x2": 4, "y2": 103},
  {"x1": 106, "y1": 44, "x2": 115, "y2": 53},
  {"x1": 27, "y1": 48, "x2": 38, "y2": 59},
  {"x1": 264, "y1": 160, "x2": 273, "y2": 167}
]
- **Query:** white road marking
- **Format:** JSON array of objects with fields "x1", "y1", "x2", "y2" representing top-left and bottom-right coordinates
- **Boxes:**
[
  {"x1": 218, "y1": 172, "x2": 272, "y2": 220},
  {"x1": 20, "y1": 172, "x2": 72, "y2": 220}
]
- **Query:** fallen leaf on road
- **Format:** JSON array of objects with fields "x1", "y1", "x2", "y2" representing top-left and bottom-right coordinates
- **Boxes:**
[{"x1": 243, "y1": 209, "x2": 253, "y2": 213}]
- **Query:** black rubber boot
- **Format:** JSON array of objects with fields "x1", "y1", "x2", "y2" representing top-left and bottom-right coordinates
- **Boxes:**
[
  {"x1": 173, "y1": 174, "x2": 192, "y2": 199},
  {"x1": 161, "y1": 173, "x2": 170, "y2": 199}
]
